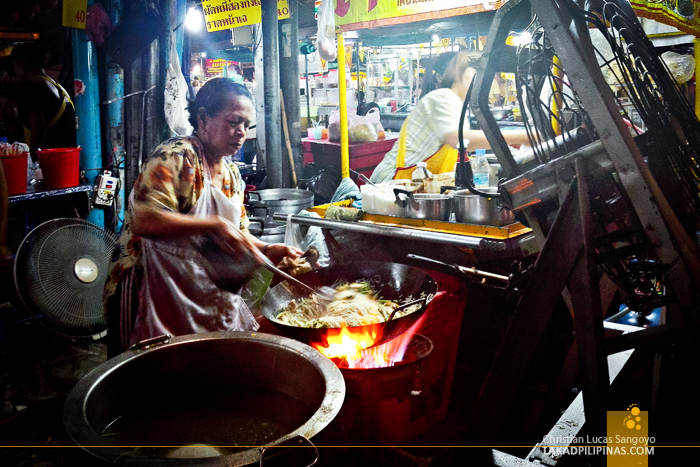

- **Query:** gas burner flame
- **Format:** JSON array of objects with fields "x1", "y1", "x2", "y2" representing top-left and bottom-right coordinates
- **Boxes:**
[{"x1": 313, "y1": 314, "x2": 426, "y2": 369}]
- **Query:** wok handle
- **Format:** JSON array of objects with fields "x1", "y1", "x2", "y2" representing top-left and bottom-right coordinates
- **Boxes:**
[
  {"x1": 407, "y1": 254, "x2": 510, "y2": 288},
  {"x1": 126, "y1": 334, "x2": 172, "y2": 352},
  {"x1": 260, "y1": 435, "x2": 319, "y2": 467},
  {"x1": 406, "y1": 254, "x2": 465, "y2": 279},
  {"x1": 384, "y1": 297, "x2": 427, "y2": 326}
]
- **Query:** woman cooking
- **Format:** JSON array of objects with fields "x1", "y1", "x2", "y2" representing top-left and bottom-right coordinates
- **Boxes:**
[
  {"x1": 369, "y1": 51, "x2": 530, "y2": 184},
  {"x1": 104, "y1": 78, "x2": 301, "y2": 354}
]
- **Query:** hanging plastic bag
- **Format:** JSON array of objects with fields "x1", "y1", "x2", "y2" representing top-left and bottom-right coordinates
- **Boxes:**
[
  {"x1": 164, "y1": 31, "x2": 193, "y2": 136},
  {"x1": 661, "y1": 51, "x2": 695, "y2": 84},
  {"x1": 85, "y1": 3, "x2": 113, "y2": 46},
  {"x1": 317, "y1": 0, "x2": 337, "y2": 62}
]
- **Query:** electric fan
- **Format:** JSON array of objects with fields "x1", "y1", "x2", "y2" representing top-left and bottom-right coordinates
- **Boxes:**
[{"x1": 13, "y1": 218, "x2": 119, "y2": 338}]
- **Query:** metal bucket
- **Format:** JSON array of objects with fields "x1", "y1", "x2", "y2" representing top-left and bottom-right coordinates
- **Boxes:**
[
  {"x1": 453, "y1": 187, "x2": 515, "y2": 226},
  {"x1": 64, "y1": 332, "x2": 345, "y2": 466}
]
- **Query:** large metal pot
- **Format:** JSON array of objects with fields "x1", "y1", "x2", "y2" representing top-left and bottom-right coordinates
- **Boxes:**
[
  {"x1": 248, "y1": 216, "x2": 287, "y2": 244},
  {"x1": 260, "y1": 262, "x2": 438, "y2": 348},
  {"x1": 453, "y1": 187, "x2": 515, "y2": 226},
  {"x1": 64, "y1": 332, "x2": 345, "y2": 466},
  {"x1": 248, "y1": 189, "x2": 314, "y2": 218},
  {"x1": 393, "y1": 189, "x2": 453, "y2": 221}
]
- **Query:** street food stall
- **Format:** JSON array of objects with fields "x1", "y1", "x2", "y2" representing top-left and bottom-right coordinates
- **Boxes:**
[{"x1": 6, "y1": 0, "x2": 700, "y2": 465}]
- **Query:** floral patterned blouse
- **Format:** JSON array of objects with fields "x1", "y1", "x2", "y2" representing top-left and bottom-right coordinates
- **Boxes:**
[{"x1": 104, "y1": 136, "x2": 249, "y2": 302}]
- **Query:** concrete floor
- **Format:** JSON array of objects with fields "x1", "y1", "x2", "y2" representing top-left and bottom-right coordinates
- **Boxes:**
[{"x1": 1, "y1": 294, "x2": 697, "y2": 466}]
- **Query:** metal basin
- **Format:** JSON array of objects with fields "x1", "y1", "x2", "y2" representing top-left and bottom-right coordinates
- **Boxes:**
[
  {"x1": 453, "y1": 187, "x2": 515, "y2": 226},
  {"x1": 248, "y1": 189, "x2": 314, "y2": 217},
  {"x1": 64, "y1": 332, "x2": 345, "y2": 466}
]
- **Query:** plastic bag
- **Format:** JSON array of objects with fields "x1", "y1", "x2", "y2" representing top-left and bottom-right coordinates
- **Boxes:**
[
  {"x1": 85, "y1": 3, "x2": 113, "y2": 46},
  {"x1": 240, "y1": 268, "x2": 273, "y2": 318},
  {"x1": 317, "y1": 0, "x2": 336, "y2": 61},
  {"x1": 328, "y1": 109, "x2": 378, "y2": 143},
  {"x1": 661, "y1": 51, "x2": 695, "y2": 84},
  {"x1": 308, "y1": 168, "x2": 342, "y2": 205},
  {"x1": 165, "y1": 31, "x2": 194, "y2": 136},
  {"x1": 284, "y1": 212, "x2": 330, "y2": 268}
]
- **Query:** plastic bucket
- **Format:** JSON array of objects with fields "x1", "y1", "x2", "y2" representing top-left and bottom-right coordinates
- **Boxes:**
[
  {"x1": 1, "y1": 152, "x2": 29, "y2": 195},
  {"x1": 37, "y1": 147, "x2": 80, "y2": 189}
]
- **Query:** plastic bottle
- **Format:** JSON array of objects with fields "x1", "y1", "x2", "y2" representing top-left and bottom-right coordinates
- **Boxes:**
[
  {"x1": 470, "y1": 149, "x2": 490, "y2": 188},
  {"x1": 411, "y1": 162, "x2": 432, "y2": 183}
]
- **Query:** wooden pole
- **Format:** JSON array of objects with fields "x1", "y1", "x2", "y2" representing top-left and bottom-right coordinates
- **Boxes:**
[{"x1": 280, "y1": 91, "x2": 297, "y2": 186}]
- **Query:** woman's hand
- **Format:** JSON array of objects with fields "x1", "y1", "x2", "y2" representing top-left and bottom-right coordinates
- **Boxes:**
[
  {"x1": 263, "y1": 243, "x2": 302, "y2": 267},
  {"x1": 212, "y1": 217, "x2": 259, "y2": 257}
]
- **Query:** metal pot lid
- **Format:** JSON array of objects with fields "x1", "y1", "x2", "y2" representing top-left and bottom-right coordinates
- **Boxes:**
[
  {"x1": 454, "y1": 187, "x2": 499, "y2": 197},
  {"x1": 248, "y1": 189, "x2": 314, "y2": 203},
  {"x1": 409, "y1": 193, "x2": 453, "y2": 200},
  {"x1": 248, "y1": 216, "x2": 287, "y2": 234}
]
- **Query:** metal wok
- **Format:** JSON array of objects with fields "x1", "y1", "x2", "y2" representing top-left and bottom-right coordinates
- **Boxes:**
[
  {"x1": 64, "y1": 332, "x2": 345, "y2": 466},
  {"x1": 260, "y1": 262, "x2": 438, "y2": 348}
]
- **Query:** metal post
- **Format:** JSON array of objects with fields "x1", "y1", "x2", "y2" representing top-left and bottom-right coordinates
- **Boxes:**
[
  {"x1": 143, "y1": 40, "x2": 161, "y2": 160},
  {"x1": 124, "y1": 52, "x2": 142, "y2": 199},
  {"x1": 104, "y1": 0, "x2": 125, "y2": 233},
  {"x1": 305, "y1": 54, "x2": 311, "y2": 126},
  {"x1": 72, "y1": 0, "x2": 103, "y2": 227},
  {"x1": 279, "y1": 0, "x2": 302, "y2": 185},
  {"x1": 253, "y1": 24, "x2": 266, "y2": 167},
  {"x1": 261, "y1": 0, "x2": 283, "y2": 187},
  {"x1": 337, "y1": 33, "x2": 350, "y2": 179}
]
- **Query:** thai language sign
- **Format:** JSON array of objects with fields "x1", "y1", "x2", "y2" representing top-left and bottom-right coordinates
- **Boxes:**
[
  {"x1": 630, "y1": 0, "x2": 700, "y2": 36},
  {"x1": 202, "y1": 0, "x2": 290, "y2": 32},
  {"x1": 205, "y1": 59, "x2": 242, "y2": 77},
  {"x1": 334, "y1": 0, "x2": 502, "y2": 30}
]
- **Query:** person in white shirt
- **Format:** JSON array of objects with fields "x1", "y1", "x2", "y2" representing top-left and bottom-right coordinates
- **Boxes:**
[{"x1": 370, "y1": 51, "x2": 529, "y2": 184}]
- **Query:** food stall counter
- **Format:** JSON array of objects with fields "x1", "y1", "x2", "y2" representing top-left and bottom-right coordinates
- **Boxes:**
[
  {"x1": 302, "y1": 134, "x2": 398, "y2": 178},
  {"x1": 272, "y1": 212, "x2": 537, "y2": 257}
]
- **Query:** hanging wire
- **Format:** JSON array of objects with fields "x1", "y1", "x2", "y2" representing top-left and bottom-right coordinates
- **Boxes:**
[{"x1": 510, "y1": 2, "x2": 692, "y2": 309}]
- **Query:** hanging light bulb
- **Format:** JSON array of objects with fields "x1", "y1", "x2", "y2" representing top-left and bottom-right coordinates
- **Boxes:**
[{"x1": 186, "y1": 7, "x2": 203, "y2": 32}]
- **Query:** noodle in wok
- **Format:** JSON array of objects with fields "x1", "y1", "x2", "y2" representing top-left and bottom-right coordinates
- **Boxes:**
[{"x1": 274, "y1": 281, "x2": 414, "y2": 328}]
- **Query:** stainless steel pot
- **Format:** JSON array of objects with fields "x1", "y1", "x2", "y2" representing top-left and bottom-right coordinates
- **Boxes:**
[
  {"x1": 64, "y1": 332, "x2": 345, "y2": 466},
  {"x1": 249, "y1": 217, "x2": 287, "y2": 244},
  {"x1": 393, "y1": 189, "x2": 452, "y2": 221},
  {"x1": 248, "y1": 189, "x2": 314, "y2": 218},
  {"x1": 453, "y1": 187, "x2": 515, "y2": 226}
]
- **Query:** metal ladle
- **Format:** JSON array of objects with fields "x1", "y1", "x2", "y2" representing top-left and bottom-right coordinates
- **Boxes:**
[
  {"x1": 350, "y1": 168, "x2": 377, "y2": 187},
  {"x1": 259, "y1": 255, "x2": 336, "y2": 303}
]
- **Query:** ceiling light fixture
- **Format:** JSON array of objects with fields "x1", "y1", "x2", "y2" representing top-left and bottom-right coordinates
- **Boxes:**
[{"x1": 186, "y1": 7, "x2": 203, "y2": 32}]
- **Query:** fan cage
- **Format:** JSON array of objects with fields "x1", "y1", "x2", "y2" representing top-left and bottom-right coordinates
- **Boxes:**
[{"x1": 14, "y1": 218, "x2": 119, "y2": 338}]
